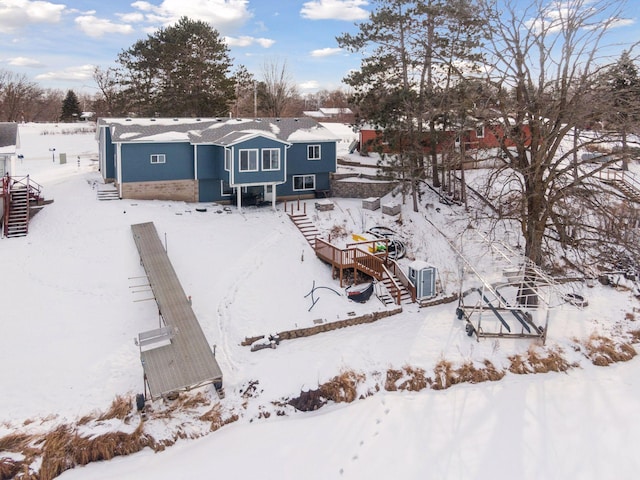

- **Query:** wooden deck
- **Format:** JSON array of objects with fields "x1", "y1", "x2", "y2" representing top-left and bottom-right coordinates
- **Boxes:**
[{"x1": 131, "y1": 222, "x2": 223, "y2": 399}]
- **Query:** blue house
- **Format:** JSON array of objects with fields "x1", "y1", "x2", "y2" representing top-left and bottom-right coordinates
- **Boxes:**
[{"x1": 97, "y1": 117, "x2": 338, "y2": 208}]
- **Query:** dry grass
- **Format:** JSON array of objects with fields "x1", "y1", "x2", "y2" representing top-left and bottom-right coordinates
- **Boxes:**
[
  {"x1": 37, "y1": 422, "x2": 158, "y2": 480},
  {"x1": 0, "y1": 432, "x2": 33, "y2": 453},
  {"x1": 432, "y1": 359, "x2": 506, "y2": 389},
  {"x1": 178, "y1": 392, "x2": 210, "y2": 410},
  {"x1": 199, "y1": 403, "x2": 223, "y2": 431},
  {"x1": 628, "y1": 329, "x2": 640, "y2": 343},
  {"x1": 97, "y1": 395, "x2": 132, "y2": 422},
  {"x1": 76, "y1": 412, "x2": 99, "y2": 426},
  {"x1": 509, "y1": 347, "x2": 573, "y2": 374},
  {"x1": 583, "y1": 334, "x2": 637, "y2": 366},
  {"x1": 319, "y1": 370, "x2": 365, "y2": 403},
  {"x1": 384, "y1": 369, "x2": 403, "y2": 391},
  {"x1": 384, "y1": 366, "x2": 429, "y2": 392},
  {"x1": 432, "y1": 359, "x2": 455, "y2": 390},
  {"x1": 456, "y1": 360, "x2": 506, "y2": 383},
  {"x1": 1, "y1": 458, "x2": 21, "y2": 480},
  {"x1": 197, "y1": 403, "x2": 238, "y2": 432}
]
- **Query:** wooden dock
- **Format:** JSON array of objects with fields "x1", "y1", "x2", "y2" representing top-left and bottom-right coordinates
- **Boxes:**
[{"x1": 131, "y1": 222, "x2": 223, "y2": 399}]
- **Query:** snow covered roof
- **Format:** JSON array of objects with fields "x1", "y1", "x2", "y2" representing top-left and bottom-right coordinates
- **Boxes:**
[
  {"x1": 319, "y1": 107, "x2": 353, "y2": 115},
  {"x1": 100, "y1": 117, "x2": 339, "y2": 146}
]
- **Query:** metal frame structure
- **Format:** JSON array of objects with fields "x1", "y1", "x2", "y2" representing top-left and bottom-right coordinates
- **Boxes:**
[{"x1": 455, "y1": 231, "x2": 581, "y2": 344}]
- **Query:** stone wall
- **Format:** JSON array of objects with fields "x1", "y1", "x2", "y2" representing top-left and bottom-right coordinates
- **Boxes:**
[
  {"x1": 330, "y1": 173, "x2": 397, "y2": 199},
  {"x1": 121, "y1": 180, "x2": 198, "y2": 202},
  {"x1": 242, "y1": 307, "x2": 403, "y2": 347}
]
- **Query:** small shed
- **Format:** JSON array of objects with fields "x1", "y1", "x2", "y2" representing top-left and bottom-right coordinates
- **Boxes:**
[{"x1": 408, "y1": 260, "x2": 437, "y2": 300}]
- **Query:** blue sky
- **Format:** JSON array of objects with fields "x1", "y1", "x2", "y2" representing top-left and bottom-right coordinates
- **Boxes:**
[
  {"x1": 0, "y1": 0, "x2": 638, "y2": 97},
  {"x1": 0, "y1": 0, "x2": 369, "y2": 95}
]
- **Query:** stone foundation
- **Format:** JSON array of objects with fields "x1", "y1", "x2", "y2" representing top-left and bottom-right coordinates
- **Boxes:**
[{"x1": 121, "y1": 180, "x2": 198, "y2": 202}]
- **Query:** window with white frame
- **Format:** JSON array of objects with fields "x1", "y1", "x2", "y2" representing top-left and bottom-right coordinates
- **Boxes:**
[
  {"x1": 476, "y1": 125, "x2": 485, "y2": 138},
  {"x1": 293, "y1": 174, "x2": 315, "y2": 191},
  {"x1": 224, "y1": 149, "x2": 231, "y2": 171},
  {"x1": 262, "y1": 148, "x2": 280, "y2": 170},
  {"x1": 220, "y1": 180, "x2": 233, "y2": 196},
  {"x1": 239, "y1": 149, "x2": 258, "y2": 171},
  {"x1": 150, "y1": 154, "x2": 166, "y2": 164},
  {"x1": 307, "y1": 145, "x2": 321, "y2": 160}
]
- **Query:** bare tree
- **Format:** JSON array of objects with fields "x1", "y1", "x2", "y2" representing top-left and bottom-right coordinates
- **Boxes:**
[
  {"x1": 0, "y1": 70, "x2": 42, "y2": 122},
  {"x1": 93, "y1": 66, "x2": 124, "y2": 116},
  {"x1": 260, "y1": 58, "x2": 298, "y2": 117},
  {"x1": 479, "y1": 0, "x2": 639, "y2": 271}
]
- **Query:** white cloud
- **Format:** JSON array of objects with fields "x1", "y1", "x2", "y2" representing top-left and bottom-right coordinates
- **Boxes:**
[
  {"x1": 609, "y1": 17, "x2": 635, "y2": 29},
  {"x1": 116, "y1": 12, "x2": 145, "y2": 23},
  {"x1": 300, "y1": 80, "x2": 320, "y2": 90},
  {"x1": 35, "y1": 64, "x2": 95, "y2": 82},
  {"x1": 300, "y1": 0, "x2": 369, "y2": 21},
  {"x1": 0, "y1": 0, "x2": 65, "y2": 33},
  {"x1": 7, "y1": 56, "x2": 43, "y2": 67},
  {"x1": 74, "y1": 15, "x2": 134, "y2": 38},
  {"x1": 226, "y1": 35, "x2": 275, "y2": 48},
  {"x1": 311, "y1": 47, "x2": 342, "y2": 57},
  {"x1": 131, "y1": 0, "x2": 251, "y2": 32}
]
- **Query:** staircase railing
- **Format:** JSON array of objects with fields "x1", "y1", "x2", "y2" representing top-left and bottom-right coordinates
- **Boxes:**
[
  {"x1": 11, "y1": 175, "x2": 43, "y2": 202},
  {"x1": 2, "y1": 174, "x2": 9, "y2": 237},
  {"x1": 387, "y1": 259, "x2": 416, "y2": 302},
  {"x1": 380, "y1": 263, "x2": 403, "y2": 305},
  {"x1": 598, "y1": 168, "x2": 640, "y2": 196}
]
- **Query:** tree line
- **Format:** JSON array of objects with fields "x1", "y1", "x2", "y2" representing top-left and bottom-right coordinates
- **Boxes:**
[{"x1": 0, "y1": 17, "x2": 350, "y2": 122}]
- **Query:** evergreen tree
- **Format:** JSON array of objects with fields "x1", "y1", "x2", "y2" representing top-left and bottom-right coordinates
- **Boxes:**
[
  {"x1": 60, "y1": 89, "x2": 81, "y2": 122},
  {"x1": 337, "y1": 0, "x2": 486, "y2": 209},
  {"x1": 116, "y1": 17, "x2": 236, "y2": 117},
  {"x1": 605, "y1": 50, "x2": 640, "y2": 169}
]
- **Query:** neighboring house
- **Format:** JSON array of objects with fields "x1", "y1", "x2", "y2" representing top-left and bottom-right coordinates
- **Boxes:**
[
  {"x1": 97, "y1": 117, "x2": 339, "y2": 207},
  {"x1": 0, "y1": 122, "x2": 19, "y2": 177},
  {"x1": 359, "y1": 117, "x2": 531, "y2": 155},
  {"x1": 303, "y1": 107, "x2": 354, "y2": 124}
]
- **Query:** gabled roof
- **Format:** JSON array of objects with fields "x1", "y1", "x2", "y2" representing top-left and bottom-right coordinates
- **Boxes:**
[
  {"x1": 100, "y1": 117, "x2": 339, "y2": 146},
  {"x1": 0, "y1": 123, "x2": 19, "y2": 154}
]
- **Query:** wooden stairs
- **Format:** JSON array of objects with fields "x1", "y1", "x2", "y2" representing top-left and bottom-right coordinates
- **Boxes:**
[
  {"x1": 378, "y1": 274, "x2": 414, "y2": 305},
  {"x1": 5, "y1": 185, "x2": 29, "y2": 237},
  {"x1": 604, "y1": 178, "x2": 640, "y2": 203},
  {"x1": 2, "y1": 175, "x2": 43, "y2": 238},
  {"x1": 289, "y1": 213, "x2": 321, "y2": 248}
]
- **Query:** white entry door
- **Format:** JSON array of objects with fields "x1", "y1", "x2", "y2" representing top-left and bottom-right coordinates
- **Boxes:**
[{"x1": 264, "y1": 184, "x2": 275, "y2": 202}]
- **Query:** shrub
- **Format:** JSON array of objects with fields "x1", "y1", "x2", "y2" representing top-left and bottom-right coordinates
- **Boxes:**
[
  {"x1": 319, "y1": 370, "x2": 365, "y2": 403},
  {"x1": 583, "y1": 334, "x2": 637, "y2": 366}
]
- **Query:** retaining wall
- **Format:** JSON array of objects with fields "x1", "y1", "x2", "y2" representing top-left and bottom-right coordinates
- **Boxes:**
[{"x1": 242, "y1": 307, "x2": 403, "y2": 347}]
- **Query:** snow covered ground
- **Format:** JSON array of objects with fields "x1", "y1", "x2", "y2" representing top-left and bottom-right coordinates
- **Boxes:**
[{"x1": 1, "y1": 123, "x2": 639, "y2": 479}]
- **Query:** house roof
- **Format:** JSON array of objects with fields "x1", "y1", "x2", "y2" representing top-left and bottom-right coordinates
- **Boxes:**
[
  {"x1": 0, "y1": 123, "x2": 19, "y2": 154},
  {"x1": 101, "y1": 117, "x2": 339, "y2": 146}
]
